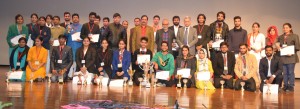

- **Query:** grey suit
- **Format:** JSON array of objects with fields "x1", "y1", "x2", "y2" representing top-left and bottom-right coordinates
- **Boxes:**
[
  {"x1": 50, "y1": 45, "x2": 73, "y2": 82},
  {"x1": 277, "y1": 33, "x2": 300, "y2": 64},
  {"x1": 176, "y1": 26, "x2": 198, "y2": 55},
  {"x1": 156, "y1": 29, "x2": 175, "y2": 52}
]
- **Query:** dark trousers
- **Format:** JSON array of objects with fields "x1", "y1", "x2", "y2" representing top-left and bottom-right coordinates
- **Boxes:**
[
  {"x1": 133, "y1": 71, "x2": 144, "y2": 86},
  {"x1": 214, "y1": 77, "x2": 234, "y2": 89},
  {"x1": 234, "y1": 77, "x2": 256, "y2": 92},
  {"x1": 157, "y1": 79, "x2": 174, "y2": 87},
  {"x1": 260, "y1": 75, "x2": 283, "y2": 92},
  {"x1": 174, "y1": 78, "x2": 192, "y2": 88},
  {"x1": 283, "y1": 63, "x2": 295, "y2": 88}
]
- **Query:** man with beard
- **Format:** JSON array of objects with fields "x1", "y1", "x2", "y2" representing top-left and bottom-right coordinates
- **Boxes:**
[
  {"x1": 208, "y1": 11, "x2": 229, "y2": 59},
  {"x1": 108, "y1": 13, "x2": 127, "y2": 51},
  {"x1": 259, "y1": 45, "x2": 283, "y2": 92},
  {"x1": 60, "y1": 12, "x2": 72, "y2": 28},
  {"x1": 234, "y1": 43, "x2": 259, "y2": 92},
  {"x1": 80, "y1": 12, "x2": 100, "y2": 48},
  {"x1": 169, "y1": 16, "x2": 182, "y2": 58},
  {"x1": 193, "y1": 14, "x2": 210, "y2": 52},
  {"x1": 131, "y1": 15, "x2": 154, "y2": 53},
  {"x1": 94, "y1": 15, "x2": 101, "y2": 28},
  {"x1": 156, "y1": 19, "x2": 175, "y2": 53},
  {"x1": 228, "y1": 16, "x2": 247, "y2": 54}
]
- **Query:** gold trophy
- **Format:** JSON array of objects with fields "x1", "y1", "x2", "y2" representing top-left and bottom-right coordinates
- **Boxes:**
[
  {"x1": 183, "y1": 79, "x2": 188, "y2": 88},
  {"x1": 240, "y1": 82, "x2": 245, "y2": 92},
  {"x1": 176, "y1": 74, "x2": 182, "y2": 88},
  {"x1": 220, "y1": 80, "x2": 225, "y2": 90},
  {"x1": 139, "y1": 61, "x2": 153, "y2": 88},
  {"x1": 128, "y1": 69, "x2": 135, "y2": 86},
  {"x1": 123, "y1": 77, "x2": 128, "y2": 87}
]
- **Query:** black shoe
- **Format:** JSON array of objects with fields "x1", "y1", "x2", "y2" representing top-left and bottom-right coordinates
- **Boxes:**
[
  {"x1": 68, "y1": 77, "x2": 73, "y2": 80},
  {"x1": 283, "y1": 86, "x2": 289, "y2": 91},
  {"x1": 288, "y1": 86, "x2": 294, "y2": 92}
]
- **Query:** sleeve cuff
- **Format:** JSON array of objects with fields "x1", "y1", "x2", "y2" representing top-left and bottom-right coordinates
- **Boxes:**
[{"x1": 272, "y1": 75, "x2": 276, "y2": 78}]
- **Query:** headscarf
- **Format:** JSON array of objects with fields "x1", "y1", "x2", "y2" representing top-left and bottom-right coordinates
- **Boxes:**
[{"x1": 266, "y1": 26, "x2": 278, "y2": 46}]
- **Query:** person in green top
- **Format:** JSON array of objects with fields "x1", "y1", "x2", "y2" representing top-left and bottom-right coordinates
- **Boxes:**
[
  {"x1": 7, "y1": 14, "x2": 29, "y2": 56},
  {"x1": 152, "y1": 41, "x2": 175, "y2": 87}
]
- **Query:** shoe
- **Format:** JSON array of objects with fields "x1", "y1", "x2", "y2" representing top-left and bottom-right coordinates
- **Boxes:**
[{"x1": 288, "y1": 86, "x2": 294, "y2": 92}]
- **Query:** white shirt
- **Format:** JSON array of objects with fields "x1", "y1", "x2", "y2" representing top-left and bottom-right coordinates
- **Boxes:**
[
  {"x1": 249, "y1": 33, "x2": 266, "y2": 50},
  {"x1": 267, "y1": 58, "x2": 272, "y2": 77},
  {"x1": 174, "y1": 25, "x2": 179, "y2": 37}
]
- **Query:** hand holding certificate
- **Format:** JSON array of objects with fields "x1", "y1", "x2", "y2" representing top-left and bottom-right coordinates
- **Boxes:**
[
  {"x1": 11, "y1": 34, "x2": 26, "y2": 45},
  {"x1": 212, "y1": 40, "x2": 224, "y2": 48},
  {"x1": 197, "y1": 71, "x2": 210, "y2": 81},
  {"x1": 71, "y1": 32, "x2": 82, "y2": 41},
  {"x1": 280, "y1": 45, "x2": 295, "y2": 56},
  {"x1": 91, "y1": 34, "x2": 100, "y2": 42},
  {"x1": 53, "y1": 40, "x2": 59, "y2": 46},
  {"x1": 177, "y1": 68, "x2": 191, "y2": 78},
  {"x1": 156, "y1": 71, "x2": 169, "y2": 80}
]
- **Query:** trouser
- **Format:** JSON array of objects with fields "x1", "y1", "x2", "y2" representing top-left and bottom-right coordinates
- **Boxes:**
[
  {"x1": 283, "y1": 63, "x2": 295, "y2": 88},
  {"x1": 214, "y1": 77, "x2": 234, "y2": 89},
  {"x1": 260, "y1": 75, "x2": 283, "y2": 92},
  {"x1": 234, "y1": 77, "x2": 256, "y2": 92}
]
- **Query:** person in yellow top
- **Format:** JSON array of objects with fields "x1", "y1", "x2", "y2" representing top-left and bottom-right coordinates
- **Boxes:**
[
  {"x1": 195, "y1": 48, "x2": 215, "y2": 90},
  {"x1": 26, "y1": 36, "x2": 48, "y2": 82}
]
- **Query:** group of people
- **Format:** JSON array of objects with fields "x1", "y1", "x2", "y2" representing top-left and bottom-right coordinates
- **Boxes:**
[{"x1": 6, "y1": 11, "x2": 300, "y2": 92}]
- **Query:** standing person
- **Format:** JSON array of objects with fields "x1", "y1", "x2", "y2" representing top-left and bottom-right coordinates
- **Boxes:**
[
  {"x1": 155, "y1": 19, "x2": 175, "y2": 53},
  {"x1": 227, "y1": 16, "x2": 247, "y2": 54},
  {"x1": 26, "y1": 13, "x2": 38, "y2": 37},
  {"x1": 129, "y1": 17, "x2": 140, "y2": 52},
  {"x1": 26, "y1": 37, "x2": 48, "y2": 82},
  {"x1": 7, "y1": 14, "x2": 29, "y2": 55},
  {"x1": 131, "y1": 15, "x2": 155, "y2": 53},
  {"x1": 9, "y1": 37, "x2": 29, "y2": 82},
  {"x1": 176, "y1": 16, "x2": 198, "y2": 55},
  {"x1": 108, "y1": 13, "x2": 127, "y2": 50},
  {"x1": 50, "y1": 16, "x2": 65, "y2": 40},
  {"x1": 169, "y1": 16, "x2": 182, "y2": 58},
  {"x1": 213, "y1": 42, "x2": 235, "y2": 89},
  {"x1": 45, "y1": 14, "x2": 53, "y2": 28},
  {"x1": 60, "y1": 12, "x2": 72, "y2": 28},
  {"x1": 193, "y1": 14, "x2": 210, "y2": 52},
  {"x1": 277, "y1": 23, "x2": 300, "y2": 92},
  {"x1": 112, "y1": 39, "x2": 131, "y2": 79},
  {"x1": 80, "y1": 12, "x2": 101, "y2": 48},
  {"x1": 33, "y1": 16, "x2": 51, "y2": 50},
  {"x1": 95, "y1": 38, "x2": 113, "y2": 78},
  {"x1": 94, "y1": 15, "x2": 101, "y2": 28},
  {"x1": 99, "y1": 17, "x2": 112, "y2": 44}
]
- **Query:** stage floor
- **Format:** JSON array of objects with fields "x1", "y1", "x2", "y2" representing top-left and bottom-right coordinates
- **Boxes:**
[{"x1": 0, "y1": 66, "x2": 299, "y2": 109}]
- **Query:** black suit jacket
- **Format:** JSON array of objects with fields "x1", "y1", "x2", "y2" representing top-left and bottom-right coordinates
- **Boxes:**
[
  {"x1": 76, "y1": 47, "x2": 97, "y2": 73},
  {"x1": 213, "y1": 51, "x2": 236, "y2": 78},
  {"x1": 95, "y1": 48, "x2": 113, "y2": 76},
  {"x1": 50, "y1": 46, "x2": 73, "y2": 71},
  {"x1": 132, "y1": 49, "x2": 153, "y2": 73},
  {"x1": 259, "y1": 56, "x2": 283, "y2": 81}
]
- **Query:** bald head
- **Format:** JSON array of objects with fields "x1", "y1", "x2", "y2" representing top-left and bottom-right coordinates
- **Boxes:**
[{"x1": 162, "y1": 19, "x2": 169, "y2": 30}]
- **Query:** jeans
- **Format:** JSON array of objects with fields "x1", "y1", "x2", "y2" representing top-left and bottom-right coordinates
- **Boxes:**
[
  {"x1": 283, "y1": 63, "x2": 295, "y2": 87},
  {"x1": 51, "y1": 70, "x2": 68, "y2": 82}
]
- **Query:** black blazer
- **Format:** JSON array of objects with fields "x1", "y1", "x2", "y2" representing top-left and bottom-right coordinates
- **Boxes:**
[
  {"x1": 132, "y1": 49, "x2": 153, "y2": 73},
  {"x1": 174, "y1": 56, "x2": 196, "y2": 84},
  {"x1": 96, "y1": 48, "x2": 113, "y2": 76},
  {"x1": 80, "y1": 22, "x2": 101, "y2": 46},
  {"x1": 76, "y1": 47, "x2": 97, "y2": 73},
  {"x1": 259, "y1": 56, "x2": 283, "y2": 81},
  {"x1": 213, "y1": 51, "x2": 236, "y2": 78},
  {"x1": 50, "y1": 46, "x2": 73, "y2": 71}
]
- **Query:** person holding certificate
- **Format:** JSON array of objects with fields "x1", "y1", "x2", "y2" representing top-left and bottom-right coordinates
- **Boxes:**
[
  {"x1": 7, "y1": 14, "x2": 28, "y2": 55},
  {"x1": 75, "y1": 37, "x2": 97, "y2": 84},
  {"x1": 95, "y1": 38, "x2": 113, "y2": 78},
  {"x1": 80, "y1": 12, "x2": 100, "y2": 48},
  {"x1": 152, "y1": 41, "x2": 175, "y2": 87},
  {"x1": 8, "y1": 37, "x2": 29, "y2": 82},
  {"x1": 26, "y1": 36, "x2": 48, "y2": 82},
  {"x1": 132, "y1": 37, "x2": 153, "y2": 85},
  {"x1": 174, "y1": 45, "x2": 196, "y2": 88},
  {"x1": 277, "y1": 23, "x2": 300, "y2": 92},
  {"x1": 195, "y1": 48, "x2": 215, "y2": 90},
  {"x1": 112, "y1": 39, "x2": 131, "y2": 79}
]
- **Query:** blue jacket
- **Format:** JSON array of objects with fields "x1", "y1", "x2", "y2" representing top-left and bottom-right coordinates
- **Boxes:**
[{"x1": 112, "y1": 50, "x2": 131, "y2": 79}]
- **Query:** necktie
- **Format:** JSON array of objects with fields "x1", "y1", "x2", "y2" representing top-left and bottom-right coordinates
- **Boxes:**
[
  {"x1": 184, "y1": 28, "x2": 188, "y2": 45},
  {"x1": 223, "y1": 53, "x2": 228, "y2": 75}
]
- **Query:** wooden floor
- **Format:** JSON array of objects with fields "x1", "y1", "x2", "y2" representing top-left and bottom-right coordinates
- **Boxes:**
[{"x1": 0, "y1": 66, "x2": 299, "y2": 109}]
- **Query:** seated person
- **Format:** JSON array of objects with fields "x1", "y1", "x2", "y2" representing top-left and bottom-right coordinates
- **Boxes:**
[
  {"x1": 8, "y1": 37, "x2": 29, "y2": 82},
  {"x1": 174, "y1": 45, "x2": 196, "y2": 88},
  {"x1": 195, "y1": 48, "x2": 215, "y2": 90},
  {"x1": 75, "y1": 37, "x2": 96, "y2": 84},
  {"x1": 26, "y1": 36, "x2": 48, "y2": 82},
  {"x1": 112, "y1": 39, "x2": 131, "y2": 79},
  {"x1": 152, "y1": 41, "x2": 175, "y2": 87},
  {"x1": 234, "y1": 43, "x2": 258, "y2": 92},
  {"x1": 50, "y1": 35, "x2": 73, "y2": 82},
  {"x1": 132, "y1": 37, "x2": 153, "y2": 86},
  {"x1": 95, "y1": 38, "x2": 113, "y2": 79},
  {"x1": 259, "y1": 45, "x2": 283, "y2": 92},
  {"x1": 213, "y1": 42, "x2": 235, "y2": 89}
]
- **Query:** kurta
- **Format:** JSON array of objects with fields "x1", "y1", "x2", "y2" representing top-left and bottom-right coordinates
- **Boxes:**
[
  {"x1": 195, "y1": 58, "x2": 215, "y2": 90},
  {"x1": 26, "y1": 46, "x2": 48, "y2": 80},
  {"x1": 66, "y1": 23, "x2": 83, "y2": 60}
]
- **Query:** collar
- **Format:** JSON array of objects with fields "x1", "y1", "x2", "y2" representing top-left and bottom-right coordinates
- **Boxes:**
[
  {"x1": 267, "y1": 55, "x2": 273, "y2": 61},
  {"x1": 140, "y1": 48, "x2": 147, "y2": 52},
  {"x1": 234, "y1": 27, "x2": 243, "y2": 31}
]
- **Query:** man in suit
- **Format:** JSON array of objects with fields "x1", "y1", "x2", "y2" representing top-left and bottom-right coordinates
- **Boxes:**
[
  {"x1": 131, "y1": 15, "x2": 155, "y2": 53},
  {"x1": 156, "y1": 19, "x2": 175, "y2": 53},
  {"x1": 176, "y1": 16, "x2": 198, "y2": 55},
  {"x1": 213, "y1": 42, "x2": 236, "y2": 89},
  {"x1": 129, "y1": 17, "x2": 140, "y2": 52},
  {"x1": 259, "y1": 45, "x2": 283, "y2": 92},
  {"x1": 169, "y1": 16, "x2": 182, "y2": 58},
  {"x1": 50, "y1": 35, "x2": 73, "y2": 82},
  {"x1": 60, "y1": 12, "x2": 72, "y2": 28}
]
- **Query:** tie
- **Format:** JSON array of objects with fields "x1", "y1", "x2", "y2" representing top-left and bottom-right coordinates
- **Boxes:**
[
  {"x1": 223, "y1": 53, "x2": 228, "y2": 75},
  {"x1": 184, "y1": 27, "x2": 188, "y2": 45}
]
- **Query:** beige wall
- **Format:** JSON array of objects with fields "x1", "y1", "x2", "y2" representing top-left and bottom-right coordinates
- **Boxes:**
[{"x1": 1, "y1": 0, "x2": 299, "y2": 77}]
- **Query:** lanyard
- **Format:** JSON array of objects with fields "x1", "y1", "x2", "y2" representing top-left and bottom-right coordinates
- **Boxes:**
[
  {"x1": 88, "y1": 23, "x2": 94, "y2": 33},
  {"x1": 59, "y1": 46, "x2": 64, "y2": 59},
  {"x1": 102, "y1": 51, "x2": 108, "y2": 62},
  {"x1": 119, "y1": 50, "x2": 124, "y2": 63},
  {"x1": 198, "y1": 24, "x2": 205, "y2": 34},
  {"x1": 18, "y1": 52, "x2": 24, "y2": 60}
]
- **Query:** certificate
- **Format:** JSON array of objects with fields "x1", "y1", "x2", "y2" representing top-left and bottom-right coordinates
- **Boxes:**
[
  {"x1": 212, "y1": 40, "x2": 224, "y2": 48},
  {"x1": 71, "y1": 32, "x2": 82, "y2": 41},
  {"x1": 156, "y1": 71, "x2": 169, "y2": 80},
  {"x1": 137, "y1": 54, "x2": 151, "y2": 64},
  {"x1": 53, "y1": 40, "x2": 59, "y2": 46},
  {"x1": 72, "y1": 72, "x2": 94, "y2": 85},
  {"x1": 177, "y1": 68, "x2": 191, "y2": 78},
  {"x1": 8, "y1": 71, "x2": 23, "y2": 80},
  {"x1": 27, "y1": 34, "x2": 34, "y2": 47},
  {"x1": 108, "y1": 79, "x2": 124, "y2": 87},
  {"x1": 197, "y1": 71, "x2": 210, "y2": 81},
  {"x1": 280, "y1": 45, "x2": 295, "y2": 56},
  {"x1": 91, "y1": 34, "x2": 100, "y2": 42},
  {"x1": 263, "y1": 84, "x2": 279, "y2": 94},
  {"x1": 11, "y1": 34, "x2": 25, "y2": 45}
]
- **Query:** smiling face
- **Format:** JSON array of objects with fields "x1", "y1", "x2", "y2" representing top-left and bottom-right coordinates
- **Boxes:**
[
  {"x1": 16, "y1": 16, "x2": 23, "y2": 24},
  {"x1": 118, "y1": 40, "x2": 126, "y2": 49},
  {"x1": 283, "y1": 25, "x2": 292, "y2": 34},
  {"x1": 252, "y1": 24, "x2": 260, "y2": 33},
  {"x1": 83, "y1": 38, "x2": 90, "y2": 46},
  {"x1": 182, "y1": 47, "x2": 189, "y2": 57},
  {"x1": 19, "y1": 39, "x2": 26, "y2": 47},
  {"x1": 198, "y1": 50, "x2": 205, "y2": 59}
]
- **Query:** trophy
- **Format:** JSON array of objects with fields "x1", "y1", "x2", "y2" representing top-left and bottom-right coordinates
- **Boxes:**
[
  {"x1": 128, "y1": 69, "x2": 134, "y2": 86},
  {"x1": 47, "y1": 73, "x2": 52, "y2": 83},
  {"x1": 177, "y1": 74, "x2": 182, "y2": 88},
  {"x1": 138, "y1": 61, "x2": 154, "y2": 88},
  {"x1": 240, "y1": 82, "x2": 245, "y2": 91},
  {"x1": 123, "y1": 77, "x2": 128, "y2": 86},
  {"x1": 138, "y1": 77, "x2": 143, "y2": 88},
  {"x1": 220, "y1": 80, "x2": 225, "y2": 89},
  {"x1": 183, "y1": 79, "x2": 188, "y2": 88},
  {"x1": 58, "y1": 69, "x2": 66, "y2": 84}
]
